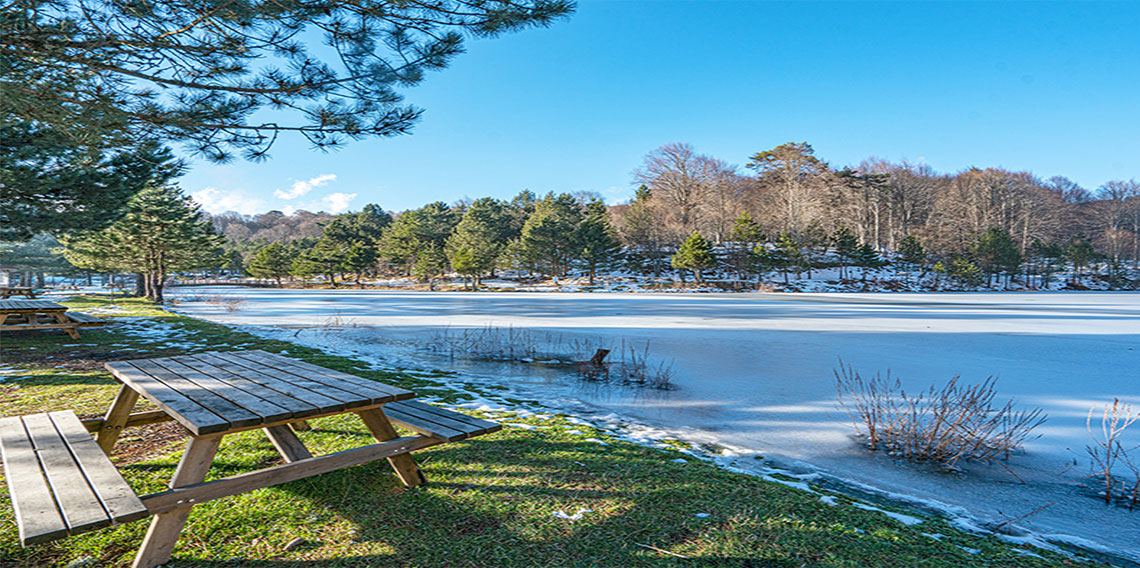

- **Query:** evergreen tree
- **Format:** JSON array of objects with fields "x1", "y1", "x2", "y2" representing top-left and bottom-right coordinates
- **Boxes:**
[
  {"x1": 575, "y1": 199, "x2": 622, "y2": 285},
  {"x1": 0, "y1": 233, "x2": 73, "y2": 287},
  {"x1": 974, "y1": 227, "x2": 1022, "y2": 287},
  {"x1": 289, "y1": 255, "x2": 320, "y2": 286},
  {"x1": 322, "y1": 204, "x2": 392, "y2": 246},
  {"x1": 517, "y1": 193, "x2": 582, "y2": 278},
  {"x1": 4, "y1": 0, "x2": 573, "y2": 161},
  {"x1": 1066, "y1": 235, "x2": 1097, "y2": 285},
  {"x1": 59, "y1": 185, "x2": 222, "y2": 303},
  {"x1": 302, "y1": 236, "x2": 349, "y2": 287},
  {"x1": 726, "y1": 212, "x2": 764, "y2": 280},
  {"x1": 767, "y1": 232, "x2": 807, "y2": 284},
  {"x1": 1, "y1": 131, "x2": 181, "y2": 240},
  {"x1": 342, "y1": 242, "x2": 378, "y2": 287},
  {"x1": 670, "y1": 231, "x2": 716, "y2": 283},
  {"x1": 853, "y1": 242, "x2": 886, "y2": 283},
  {"x1": 898, "y1": 234, "x2": 926, "y2": 280},
  {"x1": 446, "y1": 198, "x2": 510, "y2": 289},
  {"x1": 246, "y1": 242, "x2": 294, "y2": 286},
  {"x1": 948, "y1": 257, "x2": 984, "y2": 288},
  {"x1": 377, "y1": 202, "x2": 457, "y2": 274},
  {"x1": 506, "y1": 190, "x2": 538, "y2": 238},
  {"x1": 832, "y1": 226, "x2": 859, "y2": 280},
  {"x1": 411, "y1": 243, "x2": 449, "y2": 290},
  {"x1": 448, "y1": 247, "x2": 480, "y2": 290}
]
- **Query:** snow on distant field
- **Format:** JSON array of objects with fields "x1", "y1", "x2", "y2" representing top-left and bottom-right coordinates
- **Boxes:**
[{"x1": 170, "y1": 287, "x2": 1140, "y2": 562}]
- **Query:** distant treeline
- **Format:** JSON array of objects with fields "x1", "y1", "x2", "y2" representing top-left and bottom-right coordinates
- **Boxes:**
[
  {"x1": 5, "y1": 141, "x2": 1138, "y2": 292},
  {"x1": 211, "y1": 142, "x2": 1139, "y2": 290}
]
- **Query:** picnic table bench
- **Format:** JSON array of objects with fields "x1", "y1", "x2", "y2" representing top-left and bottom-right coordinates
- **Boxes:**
[
  {"x1": 0, "y1": 350, "x2": 499, "y2": 568},
  {"x1": 0, "y1": 299, "x2": 106, "y2": 339},
  {"x1": 0, "y1": 287, "x2": 36, "y2": 299}
]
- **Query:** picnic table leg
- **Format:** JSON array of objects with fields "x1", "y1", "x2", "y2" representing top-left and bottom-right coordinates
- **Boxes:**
[
  {"x1": 290, "y1": 420, "x2": 313, "y2": 432},
  {"x1": 357, "y1": 408, "x2": 426, "y2": 487},
  {"x1": 97, "y1": 384, "x2": 140, "y2": 454},
  {"x1": 51, "y1": 311, "x2": 80, "y2": 339},
  {"x1": 264, "y1": 424, "x2": 313, "y2": 463},
  {"x1": 132, "y1": 435, "x2": 222, "y2": 568}
]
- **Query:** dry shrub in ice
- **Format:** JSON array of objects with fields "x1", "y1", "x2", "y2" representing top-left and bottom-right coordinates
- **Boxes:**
[
  {"x1": 1087, "y1": 398, "x2": 1140, "y2": 508},
  {"x1": 834, "y1": 362, "x2": 1046, "y2": 467}
]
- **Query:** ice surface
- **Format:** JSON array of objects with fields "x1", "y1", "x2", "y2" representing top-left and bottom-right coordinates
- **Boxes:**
[{"x1": 170, "y1": 287, "x2": 1140, "y2": 561}]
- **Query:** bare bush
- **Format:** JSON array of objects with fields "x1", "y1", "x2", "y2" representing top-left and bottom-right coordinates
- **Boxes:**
[
  {"x1": 835, "y1": 362, "x2": 1046, "y2": 467},
  {"x1": 1087, "y1": 398, "x2": 1140, "y2": 508},
  {"x1": 614, "y1": 339, "x2": 675, "y2": 389},
  {"x1": 201, "y1": 294, "x2": 245, "y2": 312}
]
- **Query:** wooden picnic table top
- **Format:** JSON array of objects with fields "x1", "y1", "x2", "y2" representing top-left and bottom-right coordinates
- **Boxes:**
[
  {"x1": 104, "y1": 350, "x2": 415, "y2": 436},
  {"x1": 0, "y1": 299, "x2": 65, "y2": 313}
]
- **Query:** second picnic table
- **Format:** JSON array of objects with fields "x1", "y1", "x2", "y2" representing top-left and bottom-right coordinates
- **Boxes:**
[
  {"x1": 16, "y1": 349, "x2": 500, "y2": 568},
  {"x1": 0, "y1": 286, "x2": 36, "y2": 299},
  {"x1": 0, "y1": 299, "x2": 105, "y2": 338}
]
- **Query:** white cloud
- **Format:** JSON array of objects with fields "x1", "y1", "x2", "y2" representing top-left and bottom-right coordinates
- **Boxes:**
[
  {"x1": 274, "y1": 173, "x2": 336, "y2": 200},
  {"x1": 321, "y1": 192, "x2": 358, "y2": 213},
  {"x1": 191, "y1": 188, "x2": 266, "y2": 215}
]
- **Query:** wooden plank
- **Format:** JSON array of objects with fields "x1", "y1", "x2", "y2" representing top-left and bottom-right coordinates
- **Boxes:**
[
  {"x1": 387, "y1": 402, "x2": 499, "y2": 439},
  {"x1": 131, "y1": 435, "x2": 221, "y2": 568},
  {"x1": 20, "y1": 413, "x2": 110, "y2": 533},
  {"x1": 48, "y1": 411, "x2": 148, "y2": 525},
  {"x1": 0, "y1": 322, "x2": 82, "y2": 332},
  {"x1": 0, "y1": 300, "x2": 64, "y2": 312},
  {"x1": 390, "y1": 401, "x2": 501, "y2": 434},
  {"x1": 139, "y1": 435, "x2": 438, "y2": 516},
  {"x1": 105, "y1": 361, "x2": 230, "y2": 436},
  {"x1": 226, "y1": 351, "x2": 399, "y2": 404},
  {"x1": 67, "y1": 312, "x2": 107, "y2": 326},
  {"x1": 185, "y1": 353, "x2": 344, "y2": 412},
  {"x1": 0, "y1": 416, "x2": 68, "y2": 545},
  {"x1": 51, "y1": 311, "x2": 81, "y2": 339},
  {"x1": 382, "y1": 406, "x2": 470, "y2": 442},
  {"x1": 203, "y1": 352, "x2": 368, "y2": 408},
  {"x1": 148, "y1": 358, "x2": 293, "y2": 424},
  {"x1": 82, "y1": 410, "x2": 172, "y2": 433},
  {"x1": 263, "y1": 425, "x2": 313, "y2": 463},
  {"x1": 97, "y1": 384, "x2": 139, "y2": 453},
  {"x1": 357, "y1": 409, "x2": 426, "y2": 487},
  {"x1": 172, "y1": 355, "x2": 325, "y2": 418},
  {"x1": 236, "y1": 350, "x2": 414, "y2": 402},
  {"x1": 128, "y1": 360, "x2": 263, "y2": 430}
]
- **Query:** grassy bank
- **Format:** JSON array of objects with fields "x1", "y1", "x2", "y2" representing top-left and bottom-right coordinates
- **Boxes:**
[{"x1": 0, "y1": 296, "x2": 1097, "y2": 567}]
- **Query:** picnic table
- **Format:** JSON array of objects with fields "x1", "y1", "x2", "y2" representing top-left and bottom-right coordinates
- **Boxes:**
[
  {"x1": 0, "y1": 350, "x2": 499, "y2": 568},
  {"x1": 0, "y1": 287, "x2": 36, "y2": 299},
  {"x1": 0, "y1": 299, "x2": 105, "y2": 339}
]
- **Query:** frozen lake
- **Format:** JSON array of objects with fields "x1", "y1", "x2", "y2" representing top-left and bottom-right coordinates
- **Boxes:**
[{"x1": 170, "y1": 288, "x2": 1140, "y2": 560}]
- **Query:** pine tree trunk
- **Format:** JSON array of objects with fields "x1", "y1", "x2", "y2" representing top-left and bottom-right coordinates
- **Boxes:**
[{"x1": 152, "y1": 274, "x2": 165, "y2": 304}]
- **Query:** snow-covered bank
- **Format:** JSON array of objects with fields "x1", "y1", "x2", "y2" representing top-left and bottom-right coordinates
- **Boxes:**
[{"x1": 169, "y1": 287, "x2": 1140, "y2": 563}]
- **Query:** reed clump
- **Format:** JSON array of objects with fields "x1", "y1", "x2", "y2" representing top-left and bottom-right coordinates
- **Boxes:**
[{"x1": 835, "y1": 362, "x2": 1045, "y2": 467}]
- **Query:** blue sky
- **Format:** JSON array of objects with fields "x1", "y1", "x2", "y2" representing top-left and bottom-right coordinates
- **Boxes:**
[{"x1": 183, "y1": 1, "x2": 1140, "y2": 216}]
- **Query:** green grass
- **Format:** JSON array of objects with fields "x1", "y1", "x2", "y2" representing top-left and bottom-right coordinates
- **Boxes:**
[{"x1": 0, "y1": 295, "x2": 1097, "y2": 567}]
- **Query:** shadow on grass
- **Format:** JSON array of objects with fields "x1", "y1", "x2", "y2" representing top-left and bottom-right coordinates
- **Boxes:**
[{"x1": 169, "y1": 436, "x2": 941, "y2": 568}]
